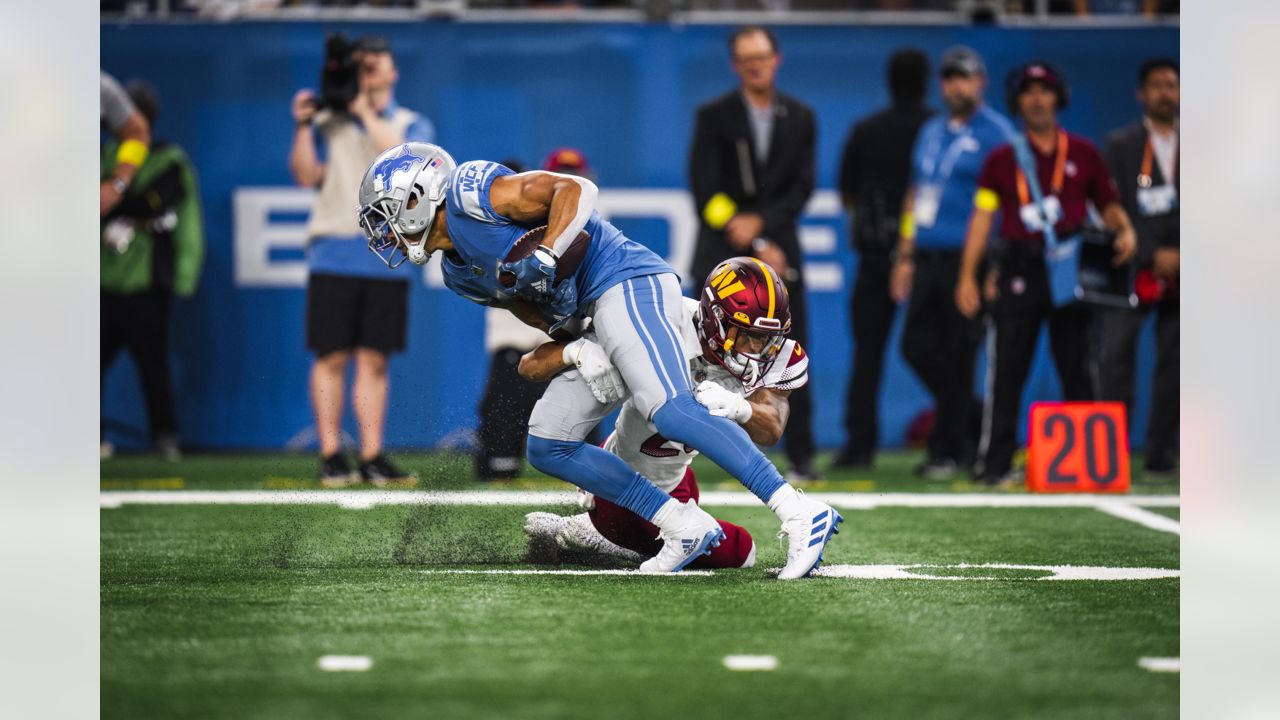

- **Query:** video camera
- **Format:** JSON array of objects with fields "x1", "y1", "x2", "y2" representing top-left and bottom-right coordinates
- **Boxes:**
[{"x1": 316, "y1": 33, "x2": 360, "y2": 113}]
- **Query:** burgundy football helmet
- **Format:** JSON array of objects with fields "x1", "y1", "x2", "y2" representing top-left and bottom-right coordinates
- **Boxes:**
[{"x1": 697, "y1": 257, "x2": 792, "y2": 383}]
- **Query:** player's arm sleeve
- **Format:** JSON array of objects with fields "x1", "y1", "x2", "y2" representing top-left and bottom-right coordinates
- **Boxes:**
[{"x1": 759, "y1": 106, "x2": 816, "y2": 233}]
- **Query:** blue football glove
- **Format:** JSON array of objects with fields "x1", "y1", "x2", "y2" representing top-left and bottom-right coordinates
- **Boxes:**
[
  {"x1": 546, "y1": 279, "x2": 579, "y2": 332},
  {"x1": 499, "y1": 246, "x2": 559, "y2": 301}
]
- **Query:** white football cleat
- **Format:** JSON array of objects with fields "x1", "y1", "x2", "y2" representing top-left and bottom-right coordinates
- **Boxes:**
[
  {"x1": 776, "y1": 498, "x2": 843, "y2": 580},
  {"x1": 556, "y1": 513, "x2": 646, "y2": 564},
  {"x1": 523, "y1": 511, "x2": 566, "y2": 564},
  {"x1": 638, "y1": 501, "x2": 724, "y2": 574}
]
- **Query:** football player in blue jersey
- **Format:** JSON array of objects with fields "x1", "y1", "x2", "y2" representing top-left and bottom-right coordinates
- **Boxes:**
[{"x1": 356, "y1": 142, "x2": 841, "y2": 578}]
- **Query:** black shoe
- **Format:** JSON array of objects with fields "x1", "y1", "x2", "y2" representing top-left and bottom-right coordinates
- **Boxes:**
[
  {"x1": 319, "y1": 453, "x2": 358, "y2": 488},
  {"x1": 360, "y1": 454, "x2": 417, "y2": 486},
  {"x1": 914, "y1": 458, "x2": 960, "y2": 481},
  {"x1": 831, "y1": 448, "x2": 872, "y2": 470},
  {"x1": 785, "y1": 461, "x2": 822, "y2": 483},
  {"x1": 154, "y1": 433, "x2": 182, "y2": 462}
]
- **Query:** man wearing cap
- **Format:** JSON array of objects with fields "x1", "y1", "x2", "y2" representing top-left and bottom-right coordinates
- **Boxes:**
[
  {"x1": 289, "y1": 36, "x2": 436, "y2": 486},
  {"x1": 688, "y1": 25, "x2": 819, "y2": 481},
  {"x1": 955, "y1": 61, "x2": 1136, "y2": 485},
  {"x1": 891, "y1": 47, "x2": 1014, "y2": 479},
  {"x1": 1099, "y1": 58, "x2": 1180, "y2": 475}
]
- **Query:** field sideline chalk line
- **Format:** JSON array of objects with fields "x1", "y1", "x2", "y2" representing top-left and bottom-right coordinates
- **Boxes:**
[
  {"x1": 100, "y1": 490, "x2": 1178, "y2": 534},
  {"x1": 417, "y1": 565, "x2": 1177, "y2": 581}
]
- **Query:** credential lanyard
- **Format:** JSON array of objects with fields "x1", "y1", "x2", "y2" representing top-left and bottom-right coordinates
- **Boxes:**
[
  {"x1": 1011, "y1": 130, "x2": 1067, "y2": 250},
  {"x1": 1015, "y1": 130, "x2": 1068, "y2": 206}
]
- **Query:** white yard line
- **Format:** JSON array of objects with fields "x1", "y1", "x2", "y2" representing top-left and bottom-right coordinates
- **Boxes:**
[
  {"x1": 100, "y1": 489, "x2": 1178, "y2": 510},
  {"x1": 1137, "y1": 657, "x2": 1180, "y2": 673},
  {"x1": 415, "y1": 565, "x2": 1177, "y2": 581},
  {"x1": 420, "y1": 569, "x2": 714, "y2": 576},
  {"x1": 722, "y1": 655, "x2": 778, "y2": 671},
  {"x1": 1093, "y1": 501, "x2": 1181, "y2": 535},
  {"x1": 317, "y1": 655, "x2": 372, "y2": 672},
  {"x1": 813, "y1": 564, "x2": 1180, "y2": 581}
]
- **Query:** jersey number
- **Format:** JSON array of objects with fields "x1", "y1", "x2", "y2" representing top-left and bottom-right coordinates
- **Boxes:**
[{"x1": 640, "y1": 432, "x2": 694, "y2": 458}]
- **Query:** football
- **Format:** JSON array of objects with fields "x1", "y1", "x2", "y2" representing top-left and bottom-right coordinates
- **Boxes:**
[{"x1": 499, "y1": 226, "x2": 591, "y2": 288}]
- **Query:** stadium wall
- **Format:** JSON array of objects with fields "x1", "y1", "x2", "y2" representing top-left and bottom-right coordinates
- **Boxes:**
[{"x1": 100, "y1": 20, "x2": 1178, "y2": 452}]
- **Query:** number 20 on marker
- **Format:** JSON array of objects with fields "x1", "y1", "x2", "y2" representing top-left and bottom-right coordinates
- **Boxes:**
[{"x1": 1026, "y1": 402, "x2": 1131, "y2": 493}]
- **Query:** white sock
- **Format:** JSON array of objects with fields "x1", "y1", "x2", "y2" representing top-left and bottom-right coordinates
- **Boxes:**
[
  {"x1": 649, "y1": 498, "x2": 682, "y2": 531},
  {"x1": 766, "y1": 484, "x2": 803, "y2": 522}
]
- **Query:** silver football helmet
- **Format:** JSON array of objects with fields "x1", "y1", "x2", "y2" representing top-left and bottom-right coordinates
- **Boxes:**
[{"x1": 357, "y1": 142, "x2": 457, "y2": 267}]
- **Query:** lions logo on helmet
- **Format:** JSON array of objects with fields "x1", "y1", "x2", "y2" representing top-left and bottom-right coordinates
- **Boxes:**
[
  {"x1": 371, "y1": 146, "x2": 424, "y2": 194},
  {"x1": 357, "y1": 142, "x2": 457, "y2": 268},
  {"x1": 696, "y1": 257, "x2": 792, "y2": 383}
]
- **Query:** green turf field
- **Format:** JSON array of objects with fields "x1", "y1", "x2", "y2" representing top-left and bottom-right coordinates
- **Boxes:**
[{"x1": 101, "y1": 451, "x2": 1179, "y2": 719}]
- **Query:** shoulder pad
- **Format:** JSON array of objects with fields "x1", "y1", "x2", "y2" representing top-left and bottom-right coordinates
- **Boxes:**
[
  {"x1": 448, "y1": 160, "x2": 506, "y2": 223},
  {"x1": 762, "y1": 340, "x2": 808, "y2": 391}
]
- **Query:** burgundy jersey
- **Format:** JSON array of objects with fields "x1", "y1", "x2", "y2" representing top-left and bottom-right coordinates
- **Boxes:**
[{"x1": 977, "y1": 130, "x2": 1120, "y2": 243}]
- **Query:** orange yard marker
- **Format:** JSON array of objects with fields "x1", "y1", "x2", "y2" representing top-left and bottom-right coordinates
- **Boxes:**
[{"x1": 1026, "y1": 402, "x2": 1130, "y2": 493}]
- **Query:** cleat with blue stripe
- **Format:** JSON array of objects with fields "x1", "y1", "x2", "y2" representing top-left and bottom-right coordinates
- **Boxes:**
[
  {"x1": 638, "y1": 501, "x2": 724, "y2": 574},
  {"x1": 777, "y1": 500, "x2": 844, "y2": 580}
]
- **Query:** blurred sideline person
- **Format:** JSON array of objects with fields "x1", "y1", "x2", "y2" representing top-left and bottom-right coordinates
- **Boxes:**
[
  {"x1": 475, "y1": 150, "x2": 596, "y2": 481},
  {"x1": 100, "y1": 71, "x2": 151, "y2": 218},
  {"x1": 1099, "y1": 58, "x2": 1179, "y2": 473},
  {"x1": 101, "y1": 80, "x2": 204, "y2": 461},
  {"x1": 955, "y1": 62, "x2": 1136, "y2": 485},
  {"x1": 521, "y1": 258, "x2": 809, "y2": 569},
  {"x1": 891, "y1": 47, "x2": 1014, "y2": 479},
  {"x1": 356, "y1": 142, "x2": 841, "y2": 578},
  {"x1": 834, "y1": 48, "x2": 932, "y2": 468},
  {"x1": 289, "y1": 36, "x2": 435, "y2": 486},
  {"x1": 688, "y1": 26, "x2": 818, "y2": 481}
]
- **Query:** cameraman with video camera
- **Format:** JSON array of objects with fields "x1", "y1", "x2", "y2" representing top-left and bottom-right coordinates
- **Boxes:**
[{"x1": 289, "y1": 35, "x2": 436, "y2": 487}]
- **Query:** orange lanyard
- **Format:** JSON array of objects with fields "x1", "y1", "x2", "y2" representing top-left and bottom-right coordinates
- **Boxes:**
[
  {"x1": 1016, "y1": 130, "x2": 1068, "y2": 206},
  {"x1": 1138, "y1": 132, "x2": 1178, "y2": 188}
]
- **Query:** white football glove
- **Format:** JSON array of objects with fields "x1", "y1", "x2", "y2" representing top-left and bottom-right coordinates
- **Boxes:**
[
  {"x1": 563, "y1": 337, "x2": 625, "y2": 405},
  {"x1": 695, "y1": 380, "x2": 753, "y2": 424}
]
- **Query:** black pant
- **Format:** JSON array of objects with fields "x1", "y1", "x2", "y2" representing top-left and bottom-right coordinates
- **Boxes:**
[
  {"x1": 843, "y1": 247, "x2": 896, "y2": 461},
  {"x1": 475, "y1": 347, "x2": 548, "y2": 480},
  {"x1": 101, "y1": 291, "x2": 176, "y2": 440},
  {"x1": 780, "y1": 273, "x2": 815, "y2": 471},
  {"x1": 1097, "y1": 300, "x2": 1179, "y2": 469},
  {"x1": 979, "y1": 247, "x2": 1094, "y2": 479},
  {"x1": 900, "y1": 250, "x2": 981, "y2": 464}
]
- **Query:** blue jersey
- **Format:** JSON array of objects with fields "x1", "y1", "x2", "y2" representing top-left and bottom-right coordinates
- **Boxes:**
[
  {"x1": 439, "y1": 160, "x2": 672, "y2": 314},
  {"x1": 909, "y1": 105, "x2": 1014, "y2": 250}
]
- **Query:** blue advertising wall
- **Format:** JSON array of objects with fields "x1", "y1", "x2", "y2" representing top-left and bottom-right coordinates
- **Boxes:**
[{"x1": 101, "y1": 20, "x2": 1178, "y2": 452}]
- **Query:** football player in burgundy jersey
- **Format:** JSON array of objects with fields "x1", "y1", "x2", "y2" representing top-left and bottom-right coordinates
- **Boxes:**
[{"x1": 518, "y1": 258, "x2": 812, "y2": 570}]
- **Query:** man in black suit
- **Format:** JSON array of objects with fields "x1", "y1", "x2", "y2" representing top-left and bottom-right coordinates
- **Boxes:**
[
  {"x1": 833, "y1": 49, "x2": 932, "y2": 469},
  {"x1": 688, "y1": 26, "x2": 818, "y2": 481},
  {"x1": 1099, "y1": 58, "x2": 1180, "y2": 474}
]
